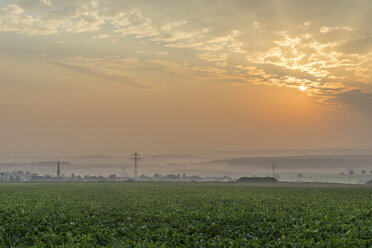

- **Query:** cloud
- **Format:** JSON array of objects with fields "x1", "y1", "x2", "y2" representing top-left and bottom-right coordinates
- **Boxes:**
[
  {"x1": 197, "y1": 53, "x2": 228, "y2": 66},
  {"x1": 157, "y1": 51, "x2": 168, "y2": 55},
  {"x1": 110, "y1": 10, "x2": 160, "y2": 39},
  {"x1": 92, "y1": 34, "x2": 109, "y2": 39},
  {"x1": 327, "y1": 89, "x2": 372, "y2": 114},
  {"x1": 50, "y1": 58, "x2": 147, "y2": 88},
  {"x1": 50, "y1": 55, "x2": 243, "y2": 87},
  {"x1": 1, "y1": 0, "x2": 372, "y2": 108},
  {"x1": 336, "y1": 36, "x2": 372, "y2": 54},
  {"x1": 0, "y1": 4, "x2": 24, "y2": 15},
  {"x1": 0, "y1": 1, "x2": 105, "y2": 34}
]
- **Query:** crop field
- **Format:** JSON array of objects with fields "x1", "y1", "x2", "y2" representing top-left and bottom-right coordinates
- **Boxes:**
[{"x1": 0, "y1": 182, "x2": 371, "y2": 247}]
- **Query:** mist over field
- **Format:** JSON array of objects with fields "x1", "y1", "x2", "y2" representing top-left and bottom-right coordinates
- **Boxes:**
[{"x1": 1, "y1": 149, "x2": 371, "y2": 184}]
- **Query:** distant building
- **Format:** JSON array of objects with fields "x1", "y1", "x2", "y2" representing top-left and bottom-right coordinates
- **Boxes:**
[
  {"x1": 31, "y1": 174, "x2": 44, "y2": 181},
  {"x1": 236, "y1": 177, "x2": 278, "y2": 183},
  {"x1": 57, "y1": 161, "x2": 61, "y2": 177}
]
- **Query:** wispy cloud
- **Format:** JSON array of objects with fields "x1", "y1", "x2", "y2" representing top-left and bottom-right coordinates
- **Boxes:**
[
  {"x1": 0, "y1": 0, "x2": 104, "y2": 34},
  {"x1": 92, "y1": 34, "x2": 109, "y2": 39},
  {"x1": 50, "y1": 59, "x2": 147, "y2": 88},
  {"x1": 1, "y1": 0, "x2": 372, "y2": 109}
]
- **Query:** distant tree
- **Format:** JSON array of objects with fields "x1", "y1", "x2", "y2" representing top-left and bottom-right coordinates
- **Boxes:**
[
  {"x1": 164, "y1": 174, "x2": 180, "y2": 180},
  {"x1": 349, "y1": 169, "x2": 354, "y2": 175},
  {"x1": 361, "y1": 170, "x2": 366, "y2": 175},
  {"x1": 189, "y1": 175, "x2": 201, "y2": 180},
  {"x1": 153, "y1": 173, "x2": 161, "y2": 179},
  {"x1": 139, "y1": 174, "x2": 149, "y2": 180},
  {"x1": 340, "y1": 172, "x2": 344, "y2": 175},
  {"x1": 108, "y1": 174, "x2": 116, "y2": 179},
  {"x1": 297, "y1": 173, "x2": 304, "y2": 179}
]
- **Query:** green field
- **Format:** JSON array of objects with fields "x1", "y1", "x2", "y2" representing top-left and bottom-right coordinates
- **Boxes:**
[{"x1": 0, "y1": 182, "x2": 371, "y2": 247}]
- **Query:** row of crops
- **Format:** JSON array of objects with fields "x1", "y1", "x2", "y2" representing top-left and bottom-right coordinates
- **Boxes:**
[{"x1": 0, "y1": 182, "x2": 371, "y2": 247}]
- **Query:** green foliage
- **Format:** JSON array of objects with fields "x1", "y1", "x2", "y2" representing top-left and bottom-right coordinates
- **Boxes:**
[{"x1": 0, "y1": 182, "x2": 370, "y2": 247}]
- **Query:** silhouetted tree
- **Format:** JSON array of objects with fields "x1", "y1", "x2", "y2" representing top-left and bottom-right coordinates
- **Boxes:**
[{"x1": 139, "y1": 174, "x2": 149, "y2": 180}]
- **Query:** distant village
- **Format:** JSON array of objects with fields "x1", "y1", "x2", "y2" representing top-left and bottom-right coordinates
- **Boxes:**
[
  {"x1": 1, "y1": 159, "x2": 371, "y2": 184},
  {"x1": 0, "y1": 161, "x2": 232, "y2": 182}
]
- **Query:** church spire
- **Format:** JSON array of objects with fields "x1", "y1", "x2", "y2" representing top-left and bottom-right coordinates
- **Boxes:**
[{"x1": 57, "y1": 161, "x2": 61, "y2": 177}]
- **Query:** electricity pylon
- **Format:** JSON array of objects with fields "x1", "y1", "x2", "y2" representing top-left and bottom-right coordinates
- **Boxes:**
[
  {"x1": 272, "y1": 162, "x2": 278, "y2": 178},
  {"x1": 131, "y1": 152, "x2": 141, "y2": 179}
]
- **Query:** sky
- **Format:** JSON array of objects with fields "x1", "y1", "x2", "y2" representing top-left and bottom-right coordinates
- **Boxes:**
[{"x1": 0, "y1": 0, "x2": 372, "y2": 156}]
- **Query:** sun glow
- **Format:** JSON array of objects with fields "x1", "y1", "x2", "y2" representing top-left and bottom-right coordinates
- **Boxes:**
[{"x1": 299, "y1": 85, "x2": 307, "y2": 91}]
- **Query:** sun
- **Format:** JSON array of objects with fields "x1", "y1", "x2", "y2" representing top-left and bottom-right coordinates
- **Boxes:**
[{"x1": 299, "y1": 85, "x2": 307, "y2": 91}]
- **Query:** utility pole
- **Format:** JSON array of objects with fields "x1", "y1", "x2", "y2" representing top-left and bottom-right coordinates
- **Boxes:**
[
  {"x1": 131, "y1": 153, "x2": 141, "y2": 179},
  {"x1": 272, "y1": 162, "x2": 278, "y2": 178}
]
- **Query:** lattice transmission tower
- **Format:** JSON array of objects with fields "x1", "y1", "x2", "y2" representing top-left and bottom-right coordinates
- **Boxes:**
[
  {"x1": 131, "y1": 152, "x2": 141, "y2": 179},
  {"x1": 272, "y1": 162, "x2": 278, "y2": 178}
]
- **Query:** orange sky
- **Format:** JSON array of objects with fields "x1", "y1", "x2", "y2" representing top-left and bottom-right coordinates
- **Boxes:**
[{"x1": 0, "y1": 0, "x2": 372, "y2": 155}]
